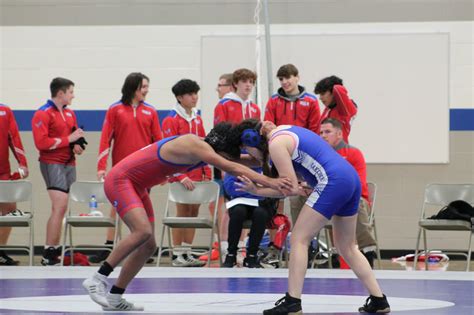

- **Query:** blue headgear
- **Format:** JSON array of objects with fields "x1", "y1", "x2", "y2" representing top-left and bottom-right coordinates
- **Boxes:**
[{"x1": 241, "y1": 124, "x2": 262, "y2": 148}]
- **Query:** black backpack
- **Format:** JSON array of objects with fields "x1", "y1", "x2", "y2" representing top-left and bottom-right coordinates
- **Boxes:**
[{"x1": 429, "y1": 200, "x2": 474, "y2": 222}]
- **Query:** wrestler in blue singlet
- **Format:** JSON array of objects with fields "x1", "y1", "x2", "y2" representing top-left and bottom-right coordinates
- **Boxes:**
[{"x1": 270, "y1": 125, "x2": 361, "y2": 219}]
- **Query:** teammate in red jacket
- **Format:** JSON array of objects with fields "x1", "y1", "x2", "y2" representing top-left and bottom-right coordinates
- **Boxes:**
[
  {"x1": 264, "y1": 64, "x2": 320, "y2": 134},
  {"x1": 0, "y1": 103, "x2": 29, "y2": 265},
  {"x1": 320, "y1": 117, "x2": 377, "y2": 267},
  {"x1": 162, "y1": 79, "x2": 211, "y2": 267},
  {"x1": 315, "y1": 75, "x2": 357, "y2": 142},
  {"x1": 90, "y1": 72, "x2": 163, "y2": 264},
  {"x1": 213, "y1": 68, "x2": 261, "y2": 125},
  {"x1": 32, "y1": 77, "x2": 86, "y2": 265}
]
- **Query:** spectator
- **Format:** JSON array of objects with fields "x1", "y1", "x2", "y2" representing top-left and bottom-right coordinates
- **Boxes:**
[
  {"x1": 32, "y1": 77, "x2": 86, "y2": 266},
  {"x1": 162, "y1": 79, "x2": 210, "y2": 267},
  {"x1": 264, "y1": 64, "x2": 320, "y2": 133},
  {"x1": 214, "y1": 68, "x2": 260, "y2": 125},
  {"x1": 320, "y1": 118, "x2": 377, "y2": 267},
  {"x1": 0, "y1": 103, "x2": 29, "y2": 265},
  {"x1": 314, "y1": 75, "x2": 357, "y2": 142},
  {"x1": 213, "y1": 68, "x2": 261, "y2": 261},
  {"x1": 90, "y1": 72, "x2": 162, "y2": 263}
]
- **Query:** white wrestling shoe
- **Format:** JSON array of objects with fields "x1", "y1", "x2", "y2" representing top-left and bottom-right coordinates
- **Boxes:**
[
  {"x1": 102, "y1": 293, "x2": 144, "y2": 311},
  {"x1": 82, "y1": 272, "x2": 109, "y2": 307}
]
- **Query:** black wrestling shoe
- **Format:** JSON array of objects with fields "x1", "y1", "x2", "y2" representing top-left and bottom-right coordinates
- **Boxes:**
[
  {"x1": 263, "y1": 292, "x2": 302, "y2": 315},
  {"x1": 358, "y1": 294, "x2": 391, "y2": 313},
  {"x1": 222, "y1": 254, "x2": 237, "y2": 268}
]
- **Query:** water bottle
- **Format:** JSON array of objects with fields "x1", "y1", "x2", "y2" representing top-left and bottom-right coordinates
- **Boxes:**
[{"x1": 88, "y1": 195, "x2": 102, "y2": 216}]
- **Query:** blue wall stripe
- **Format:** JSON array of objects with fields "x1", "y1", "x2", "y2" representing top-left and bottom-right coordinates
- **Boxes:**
[
  {"x1": 13, "y1": 110, "x2": 172, "y2": 132},
  {"x1": 449, "y1": 109, "x2": 474, "y2": 131},
  {"x1": 12, "y1": 108, "x2": 474, "y2": 131}
]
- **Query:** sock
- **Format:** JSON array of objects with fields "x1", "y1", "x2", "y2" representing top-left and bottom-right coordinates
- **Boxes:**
[
  {"x1": 110, "y1": 285, "x2": 125, "y2": 295},
  {"x1": 238, "y1": 241, "x2": 245, "y2": 249},
  {"x1": 98, "y1": 261, "x2": 113, "y2": 277},
  {"x1": 181, "y1": 242, "x2": 192, "y2": 254},
  {"x1": 173, "y1": 247, "x2": 185, "y2": 258},
  {"x1": 220, "y1": 241, "x2": 228, "y2": 252}
]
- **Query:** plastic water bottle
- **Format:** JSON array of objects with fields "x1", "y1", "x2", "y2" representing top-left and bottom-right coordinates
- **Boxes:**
[{"x1": 88, "y1": 195, "x2": 102, "y2": 216}]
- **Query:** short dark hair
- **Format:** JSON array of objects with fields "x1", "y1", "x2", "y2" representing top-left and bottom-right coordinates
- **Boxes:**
[
  {"x1": 232, "y1": 68, "x2": 257, "y2": 87},
  {"x1": 314, "y1": 75, "x2": 343, "y2": 94},
  {"x1": 276, "y1": 64, "x2": 299, "y2": 78},
  {"x1": 50, "y1": 77, "x2": 74, "y2": 97},
  {"x1": 172, "y1": 79, "x2": 200, "y2": 98},
  {"x1": 219, "y1": 73, "x2": 233, "y2": 85},
  {"x1": 321, "y1": 117, "x2": 343, "y2": 130},
  {"x1": 205, "y1": 122, "x2": 241, "y2": 159},
  {"x1": 121, "y1": 72, "x2": 149, "y2": 105}
]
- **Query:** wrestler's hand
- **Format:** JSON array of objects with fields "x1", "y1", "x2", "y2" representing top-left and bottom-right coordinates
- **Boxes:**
[
  {"x1": 269, "y1": 177, "x2": 293, "y2": 193},
  {"x1": 297, "y1": 183, "x2": 313, "y2": 197},
  {"x1": 180, "y1": 177, "x2": 195, "y2": 191},
  {"x1": 235, "y1": 175, "x2": 258, "y2": 194}
]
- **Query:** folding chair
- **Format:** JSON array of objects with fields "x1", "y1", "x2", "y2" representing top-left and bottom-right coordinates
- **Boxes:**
[
  {"x1": 0, "y1": 180, "x2": 34, "y2": 265},
  {"x1": 61, "y1": 181, "x2": 121, "y2": 266},
  {"x1": 414, "y1": 183, "x2": 474, "y2": 271},
  {"x1": 157, "y1": 181, "x2": 220, "y2": 267},
  {"x1": 313, "y1": 182, "x2": 381, "y2": 269}
]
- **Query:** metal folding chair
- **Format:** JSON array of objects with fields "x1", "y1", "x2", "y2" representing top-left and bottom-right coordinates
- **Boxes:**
[
  {"x1": 0, "y1": 180, "x2": 34, "y2": 265},
  {"x1": 414, "y1": 183, "x2": 474, "y2": 271},
  {"x1": 157, "y1": 181, "x2": 220, "y2": 267},
  {"x1": 61, "y1": 181, "x2": 121, "y2": 265}
]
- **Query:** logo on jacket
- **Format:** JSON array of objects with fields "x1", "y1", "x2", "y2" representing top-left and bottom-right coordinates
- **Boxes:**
[
  {"x1": 0, "y1": 111, "x2": 5, "y2": 116},
  {"x1": 141, "y1": 109, "x2": 151, "y2": 115},
  {"x1": 300, "y1": 101, "x2": 309, "y2": 106},
  {"x1": 66, "y1": 112, "x2": 72, "y2": 117}
]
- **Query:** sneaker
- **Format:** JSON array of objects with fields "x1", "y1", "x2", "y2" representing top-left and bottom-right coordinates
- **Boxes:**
[
  {"x1": 222, "y1": 254, "x2": 237, "y2": 268},
  {"x1": 5, "y1": 209, "x2": 28, "y2": 216},
  {"x1": 0, "y1": 253, "x2": 19, "y2": 266},
  {"x1": 243, "y1": 255, "x2": 261, "y2": 268},
  {"x1": 82, "y1": 273, "x2": 109, "y2": 307},
  {"x1": 263, "y1": 292, "x2": 302, "y2": 315},
  {"x1": 260, "y1": 246, "x2": 280, "y2": 269},
  {"x1": 102, "y1": 293, "x2": 144, "y2": 311},
  {"x1": 358, "y1": 294, "x2": 390, "y2": 313},
  {"x1": 362, "y1": 250, "x2": 377, "y2": 269},
  {"x1": 41, "y1": 247, "x2": 61, "y2": 266},
  {"x1": 89, "y1": 250, "x2": 111, "y2": 264},
  {"x1": 172, "y1": 254, "x2": 206, "y2": 267}
]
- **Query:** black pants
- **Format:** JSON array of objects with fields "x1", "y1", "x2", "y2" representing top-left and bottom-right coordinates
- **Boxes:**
[{"x1": 227, "y1": 204, "x2": 270, "y2": 256}]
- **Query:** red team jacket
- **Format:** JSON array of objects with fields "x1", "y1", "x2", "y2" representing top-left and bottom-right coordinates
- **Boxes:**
[
  {"x1": 0, "y1": 104, "x2": 28, "y2": 176},
  {"x1": 32, "y1": 100, "x2": 78, "y2": 165},
  {"x1": 97, "y1": 101, "x2": 162, "y2": 172},
  {"x1": 335, "y1": 141, "x2": 369, "y2": 202},
  {"x1": 162, "y1": 105, "x2": 211, "y2": 182},
  {"x1": 213, "y1": 92, "x2": 261, "y2": 125},
  {"x1": 320, "y1": 85, "x2": 357, "y2": 142},
  {"x1": 264, "y1": 86, "x2": 320, "y2": 134}
]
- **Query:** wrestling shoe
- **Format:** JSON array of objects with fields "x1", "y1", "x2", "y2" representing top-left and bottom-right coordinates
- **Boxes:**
[
  {"x1": 358, "y1": 294, "x2": 391, "y2": 313},
  {"x1": 82, "y1": 272, "x2": 109, "y2": 307},
  {"x1": 263, "y1": 292, "x2": 302, "y2": 315},
  {"x1": 102, "y1": 293, "x2": 144, "y2": 311}
]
